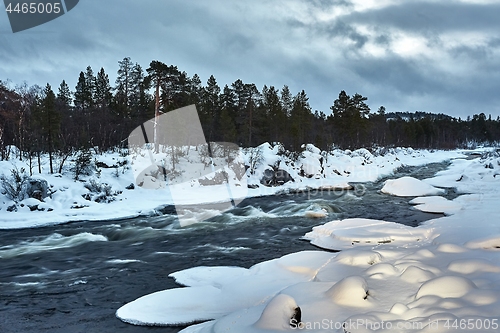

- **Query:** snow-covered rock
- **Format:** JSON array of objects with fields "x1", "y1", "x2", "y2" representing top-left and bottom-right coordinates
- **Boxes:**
[
  {"x1": 254, "y1": 294, "x2": 301, "y2": 330},
  {"x1": 409, "y1": 196, "x2": 462, "y2": 215},
  {"x1": 381, "y1": 176, "x2": 445, "y2": 197}
]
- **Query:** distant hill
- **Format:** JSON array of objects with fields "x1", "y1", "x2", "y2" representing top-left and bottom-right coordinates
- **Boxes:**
[{"x1": 385, "y1": 111, "x2": 455, "y2": 121}]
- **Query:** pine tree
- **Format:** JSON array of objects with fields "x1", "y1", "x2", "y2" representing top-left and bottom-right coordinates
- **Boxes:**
[
  {"x1": 95, "y1": 67, "x2": 113, "y2": 108},
  {"x1": 74, "y1": 72, "x2": 87, "y2": 110},
  {"x1": 129, "y1": 63, "x2": 149, "y2": 117},
  {"x1": 95, "y1": 67, "x2": 112, "y2": 109},
  {"x1": 280, "y1": 85, "x2": 293, "y2": 118},
  {"x1": 290, "y1": 90, "x2": 312, "y2": 149},
  {"x1": 57, "y1": 80, "x2": 72, "y2": 108},
  {"x1": 146, "y1": 60, "x2": 169, "y2": 152},
  {"x1": 201, "y1": 75, "x2": 221, "y2": 142},
  {"x1": 36, "y1": 84, "x2": 61, "y2": 173},
  {"x1": 84, "y1": 66, "x2": 96, "y2": 107},
  {"x1": 219, "y1": 85, "x2": 237, "y2": 142},
  {"x1": 188, "y1": 74, "x2": 203, "y2": 106},
  {"x1": 115, "y1": 57, "x2": 134, "y2": 112},
  {"x1": 329, "y1": 91, "x2": 370, "y2": 148},
  {"x1": 219, "y1": 107, "x2": 237, "y2": 143},
  {"x1": 262, "y1": 85, "x2": 284, "y2": 143}
]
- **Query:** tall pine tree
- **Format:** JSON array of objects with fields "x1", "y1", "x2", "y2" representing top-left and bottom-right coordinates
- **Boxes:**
[
  {"x1": 95, "y1": 67, "x2": 112, "y2": 109},
  {"x1": 36, "y1": 84, "x2": 61, "y2": 173}
]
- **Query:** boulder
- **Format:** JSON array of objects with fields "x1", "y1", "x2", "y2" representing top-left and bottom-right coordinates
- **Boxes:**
[
  {"x1": 260, "y1": 167, "x2": 294, "y2": 187},
  {"x1": 26, "y1": 177, "x2": 49, "y2": 201}
]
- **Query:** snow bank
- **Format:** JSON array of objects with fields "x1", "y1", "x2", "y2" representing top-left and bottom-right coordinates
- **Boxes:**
[{"x1": 0, "y1": 145, "x2": 465, "y2": 229}]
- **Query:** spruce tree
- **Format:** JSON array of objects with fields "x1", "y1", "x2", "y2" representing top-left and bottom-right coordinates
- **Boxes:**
[
  {"x1": 74, "y1": 72, "x2": 87, "y2": 110},
  {"x1": 57, "y1": 80, "x2": 72, "y2": 108},
  {"x1": 129, "y1": 63, "x2": 148, "y2": 117},
  {"x1": 115, "y1": 57, "x2": 134, "y2": 112},
  {"x1": 290, "y1": 90, "x2": 312, "y2": 149},
  {"x1": 84, "y1": 66, "x2": 96, "y2": 107},
  {"x1": 201, "y1": 75, "x2": 221, "y2": 142},
  {"x1": 95, "y1": 67, "x2": 112, "y2": 109}
]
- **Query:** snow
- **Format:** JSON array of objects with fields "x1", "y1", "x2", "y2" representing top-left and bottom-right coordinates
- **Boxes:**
[
  {"x1": 254, "y1": 294, "x2": 300, "y2": 330},
  {"x1": 325, "y1": 276, "x2": 369, "y2": 306},
  {"x1": 5, "y1": 145, "x2": 500, "y2": 332},
  {"x1": 0, "y1": 144, "x2": 466, "y2": 229},
  {"x1": 381, "y1": 176, "x2": 445, "y2": 197},
  {"x1": 114, "y1": 147, "x2": 500, "y2": 333},
  {"x1": 409, "y1": 196, "x2": 462, "y2": 215},
  {"x1": 303, "y1": 218, "x2": 432, "y2": 250},
  {"x1": 116, "y1": 251, "x2": 334, "y2": 326}
]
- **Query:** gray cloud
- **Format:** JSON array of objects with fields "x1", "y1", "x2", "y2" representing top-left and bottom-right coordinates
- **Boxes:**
[
  {"x1": 1, "y1": 0, "x2": 500, "y2": 118},
  {"x1": 348, "y1": 2, "x2": 500, "y2": 34}
]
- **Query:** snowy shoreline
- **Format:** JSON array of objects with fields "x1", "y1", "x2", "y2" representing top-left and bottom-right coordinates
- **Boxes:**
[
  {"x1": 1, "y1": 144, "x2": 468, "y2": 230},
  {"x1": 115, "y1": 146, "x2": 500, "y2": 333}
]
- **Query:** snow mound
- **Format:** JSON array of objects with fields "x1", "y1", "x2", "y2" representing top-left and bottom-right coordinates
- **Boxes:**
[
  {"x1": 465, "y1": 235, "x2": 500, "y2": 250},
  {"x1": 303, "y1": 218, "x2": 431, "y2": 250},
  {"x1": 400, "y1": 266, "x2": 436, "y2": 284},
  {"x1": 254, "y1": 294, "x2": 300, "y2": 330},
  {"x1": 436, "y1": 243, "x2": 467, "y2": 253},
  {"x1": 325, "y1": 276, "x2": 370, "y2": 307},
  {"x1": 415, "y1": 276, "x2": 476, "y2": 299},
  {"x1": 409, "y1": 196, "x2": 462, "y2": 215},
  {"x1": 381, "y1": 176, "x2": 445, "y2": 197},
  {"x1": 335, "y1": 249, "x2": 383, "y2": 266},
  {"x1": 447, "y1": 259, "x2": 500, "y2": 274},
  {"x1": 364, "y1": 263, "x2": 400, "y2": 278}
]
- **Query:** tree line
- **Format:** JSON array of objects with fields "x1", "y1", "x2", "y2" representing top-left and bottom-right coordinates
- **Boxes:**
[{"x1": 1, "y1": 56, "x2": 500, "y2": 170}]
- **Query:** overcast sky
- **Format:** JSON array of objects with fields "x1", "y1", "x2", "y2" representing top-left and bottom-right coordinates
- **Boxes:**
[{"x1": 1, "y1": 0, "x2": 500, "y2": 118}]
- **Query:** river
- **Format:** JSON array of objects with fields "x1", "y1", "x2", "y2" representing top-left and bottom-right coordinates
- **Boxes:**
[{"x1": 0, "y1": 162, "x2": 457, "y2": 333}]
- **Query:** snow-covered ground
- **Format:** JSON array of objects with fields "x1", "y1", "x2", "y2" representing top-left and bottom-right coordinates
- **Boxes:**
[
  {"x1": 115, "y1": 147, "x2": 500, "y2": 333},
  {"x1": 0, "y1": 143, "x2": 466, "y2": 229}
]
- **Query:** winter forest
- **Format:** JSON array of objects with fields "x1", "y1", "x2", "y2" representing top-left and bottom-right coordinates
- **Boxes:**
[{"x1": 2, "y1": 56, "x2": 500, "y2": 169}]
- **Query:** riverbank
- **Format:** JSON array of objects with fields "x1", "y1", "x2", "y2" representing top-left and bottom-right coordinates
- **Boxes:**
[{"x1": 0, "y1": 144, "x2": 468, "y2": 229}]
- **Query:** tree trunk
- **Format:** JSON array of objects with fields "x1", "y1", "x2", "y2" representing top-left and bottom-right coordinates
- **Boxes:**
[
  {"x1": 37, "y1": 151, "x2": 41, "y2": 174},
  {"x1": 154, "y1": 78, "x2": 160, "y2": 153}
]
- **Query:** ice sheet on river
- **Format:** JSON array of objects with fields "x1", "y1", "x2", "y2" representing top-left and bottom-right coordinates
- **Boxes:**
[
  {"x1": 409, "y1": 196, "x2": 462, "y2": 215},
  {"x1": 302, "y1": 218, "x2": 433, "y2": 250},
  {"x1": 116, "y1": 251, "x2": 334, "y2": 326}
]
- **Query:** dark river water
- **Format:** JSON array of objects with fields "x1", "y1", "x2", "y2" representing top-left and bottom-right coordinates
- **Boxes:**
[{"x1": 0, "y1": 162, "x2": 457, "y2": 333}]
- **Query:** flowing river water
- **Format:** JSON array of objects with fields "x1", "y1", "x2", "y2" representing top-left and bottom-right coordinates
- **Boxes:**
[{"x1": 0, "y1": 162, "x2": 459, "y2": 333}]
